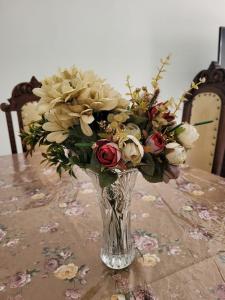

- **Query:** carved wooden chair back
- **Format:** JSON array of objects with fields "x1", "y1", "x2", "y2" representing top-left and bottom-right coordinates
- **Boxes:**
[
  {"x1": 182, "y1": 62, "x2": 225, "y2": 176},
  {"x1": 0, "y1": 77, "x2": 41, "y2": 153}
]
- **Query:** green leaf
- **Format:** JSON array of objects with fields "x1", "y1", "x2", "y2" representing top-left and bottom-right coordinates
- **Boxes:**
[
  {"x1": 175, "y1": 127, "x2": 185, "y2": 135},
  {"x1": 99, "y1": 170, "x2": 118, "y2": 188},
  {"x1": 74, "y1": 142, "x2": 94, "y2": 148},
  {"x1": 138, "y1": 153, "x2": 155, "y2": 181},
  {"x1": 129, "y1": 114, "x2": 148, "y2": 125},
  {"x1": 193, "y1": 120, "x2": 214, "y2": 126},
  {"x1": 88, "y1": 153, "x2": 101, "y2": 173}
]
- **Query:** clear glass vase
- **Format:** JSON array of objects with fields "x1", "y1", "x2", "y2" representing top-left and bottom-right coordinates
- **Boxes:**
[{"x1": 87, "y1": 169, "x2": 138, "y2": 269}]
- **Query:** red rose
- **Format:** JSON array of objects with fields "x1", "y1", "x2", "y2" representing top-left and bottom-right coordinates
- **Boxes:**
[
  {"x1": 148, "y1": 103, "x2": 163, "y2": 120},
  {"x1": 94, "y1": 140, "x2": 121, "y2": 168},
  {"x1": 145, "y1": 132, "x2": 165, "y2": 154},
  {"x1": 162, "y1": 112, "x2": 175, "y2": 122},
  {"x1": 148, "y1": 102, "x2": 175, "y2": 122}
]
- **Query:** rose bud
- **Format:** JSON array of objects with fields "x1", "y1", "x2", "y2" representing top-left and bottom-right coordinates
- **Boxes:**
[
  {"x1": 145, "y1": 132, "x2": 165, "y2": 154},
  {"x1": 93, "y1": 139, "x2": 121, "y2": 168}
]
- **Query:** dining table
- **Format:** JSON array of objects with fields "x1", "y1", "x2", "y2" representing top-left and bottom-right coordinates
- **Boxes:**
[{"x1": 0, "y1": 152, "x2": 225, "y2": 300}]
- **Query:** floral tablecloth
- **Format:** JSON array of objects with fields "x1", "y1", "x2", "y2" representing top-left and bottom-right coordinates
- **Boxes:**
[{"x1": 0, "y1": 153, "x2": 225, "y2": 300}]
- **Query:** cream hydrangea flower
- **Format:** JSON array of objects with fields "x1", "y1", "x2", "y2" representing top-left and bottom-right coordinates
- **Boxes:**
[
  {"x1": 68, "y1": 104, "x2": 94, "y2": 136},
  {"x1": 21, "y1": 102, "x2": 42, "y2": 132},
  {"x1": 54, "y1": 263, "x2": 78, "y2": 280},
  {"x1": 43, "y1": 105, "x2": 77, "y2": 143},
  {"x1": 33, "y1": 66, "x2": 129, "y2": 137}
]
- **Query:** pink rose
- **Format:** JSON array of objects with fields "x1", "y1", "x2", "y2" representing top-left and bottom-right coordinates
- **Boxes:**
[
  {"x1": 94, "y1": 140, "x2": 121, "y2": 168},
  {"x1": 9, "y1": 272, "x2": 31, "y2": 289},
  {"x1": 65, "y1": 288, "x2": 81, "y2": 299},
  {"x1": 145, "y1": 132, "x2": 165, "y2": 154},
  {"x1": 133, "y1": 234, "x2": 158, "y2": 251},
  {"x1": 44, "y1": 258, "x2": 59, "y2": 272}
]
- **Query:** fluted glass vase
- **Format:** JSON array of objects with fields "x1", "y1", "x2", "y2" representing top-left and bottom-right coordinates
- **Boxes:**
[{"x1": 87, "y1": 169, "x2": 138, "y2": 269}]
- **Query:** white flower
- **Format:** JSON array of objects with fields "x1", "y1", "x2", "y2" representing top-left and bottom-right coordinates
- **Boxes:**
[
  {"x1": 166, "y1": 142, "x2": 187, "y2": 165},
  {"x1": 177, "y1": 123, "x2": 199, "y2": 148},
  {"x1": 119, "y1": 135, "x2": 144, "y2": 165},
  {"x1": 124, "y1": 123, "x2": 142, "y2": 140},
  {"x1": 54, "y1": 263, "x2": 78, "y2": 280}
]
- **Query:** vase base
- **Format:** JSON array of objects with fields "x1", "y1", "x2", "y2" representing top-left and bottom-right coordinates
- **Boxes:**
[{"x1": 100, "y1": 249, "x2": 135, "y2": 269}]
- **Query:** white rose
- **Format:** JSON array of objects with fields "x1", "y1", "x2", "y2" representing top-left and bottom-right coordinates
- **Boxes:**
[
  {"x1": 166, "y1": 142, "x2": 187, "y2": 165},
  {"x1": 124, "y1": 123, "x2": 141, "y2": 140},
  {"x1": 177, "y1": 123, "x2": 199, "y2": 148},
  {"x1": 119, "y1": 135, "x2": 144, "y2": 165}
]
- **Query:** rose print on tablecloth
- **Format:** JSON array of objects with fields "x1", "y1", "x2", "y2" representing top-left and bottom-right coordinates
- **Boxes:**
[
  {"x1": 8, "y1": 272, "x2": 31, "y2": 288},
  {"x1": 3, "y1": 239, "x2": 20, "y2": 247},
  {"x1": 44, "y1": 258, "x2": 60, "y2": 272},
  {"x1": 77, "y1": 265, "x2": 90, "y2": 285},
  {"x1": 215, "y1": 284, "x2": 225, "y2": 300},
  {"x1": 198, "y1": 209, "x2": 217, "y2": 221},
  {"x1": 138, "y1": 253, "x2": 160, "y2": 267},
  {"x1": 167, "y1": 245, "x2": 182, "y2": 256},
  {"x1": 188, "y1": 228, "x2": 212, "y2": 240},
  {"x1": 133, "y1": 231, "x2": 159, "y2": 252},
  {"x1": 39, "y1": 222, "x2": 59, "y2": 233},
  {"x1": 87, "y1": 231, "x2": 100, "y2": 242},
  {"x1": 111, "y1": 277, "x2": 157, "y2": 300},
  {"x1": 131, "y1": 284, "x2": 157, "y2": 300},
  {"x1": 112, "y1": 274, "x2": 130, "y2": 294},
  {"x1": 64, "y1": 202, "x2": 84, "y2": 216},
  {"x1": 54, "y1": 263, "x2": 79, "y2": 280},
  {"x1": 65, "y1": 288, "x2": 81, "y2": 300},
  {"x1": 7, "y1": 295, "x2": 24, "y2": 300}
]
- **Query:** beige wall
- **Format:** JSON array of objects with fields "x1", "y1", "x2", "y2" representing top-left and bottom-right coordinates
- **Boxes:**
[{"x1": 0, "y1": 0, "x2": 225, "y2": 155}]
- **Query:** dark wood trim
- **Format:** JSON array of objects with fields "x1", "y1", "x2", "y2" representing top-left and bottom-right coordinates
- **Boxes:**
[
  {"x1": 182, "y1": 62, "x2": 225, "y2": 176},
  {"x1": 5, "y1": 111, "x2": 17, "y2": 154},
  {"x1": 0, "y1": 76, "x2": 41, "y2": 154}
]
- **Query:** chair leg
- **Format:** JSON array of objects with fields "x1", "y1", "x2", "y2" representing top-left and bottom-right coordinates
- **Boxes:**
[{"x1": 5, "y1": 111, "x2": 17, "y2": 154}]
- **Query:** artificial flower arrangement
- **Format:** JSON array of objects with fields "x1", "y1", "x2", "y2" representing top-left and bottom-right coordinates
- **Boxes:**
[{"x1": 21, "y1": 56, "x2": 204, "y2": 187}]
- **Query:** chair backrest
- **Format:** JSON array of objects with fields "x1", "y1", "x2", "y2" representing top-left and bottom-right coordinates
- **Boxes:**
[
  {"x1": 0, "y1": 76, "x2": 41, "y2": 153},
  {"x1": 182, "y1": 62, "x2": 225, "y2": 176}
]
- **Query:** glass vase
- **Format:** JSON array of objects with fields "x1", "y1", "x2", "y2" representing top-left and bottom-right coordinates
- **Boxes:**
[{"x1": 87, "y1": 169, "x2": 138, "y2": 269}]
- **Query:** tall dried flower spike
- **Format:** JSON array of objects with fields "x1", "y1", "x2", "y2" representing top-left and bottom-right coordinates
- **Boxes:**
[
  {"x1": 173, "y1": 77, "x2": 206, "y2": 114},
  {"x1": 125, "y1": 75, "x2": 134, "y2": 99},
  {"x1": 151, "y1": 54, "x2": 171, "y2": 89}
]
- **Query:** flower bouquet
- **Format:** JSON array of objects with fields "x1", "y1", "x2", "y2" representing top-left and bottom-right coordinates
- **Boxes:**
[{"x1": 21, "y1": 56, "x2": 204, "y2": 269}]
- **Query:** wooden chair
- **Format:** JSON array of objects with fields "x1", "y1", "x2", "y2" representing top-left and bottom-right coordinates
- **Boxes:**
[
  {"x1": 0, "y1": 76, "x2": 41, "y2": 153},
  {"x1": 182, "y1": 62, "x2": 225, "y2": 177}
]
